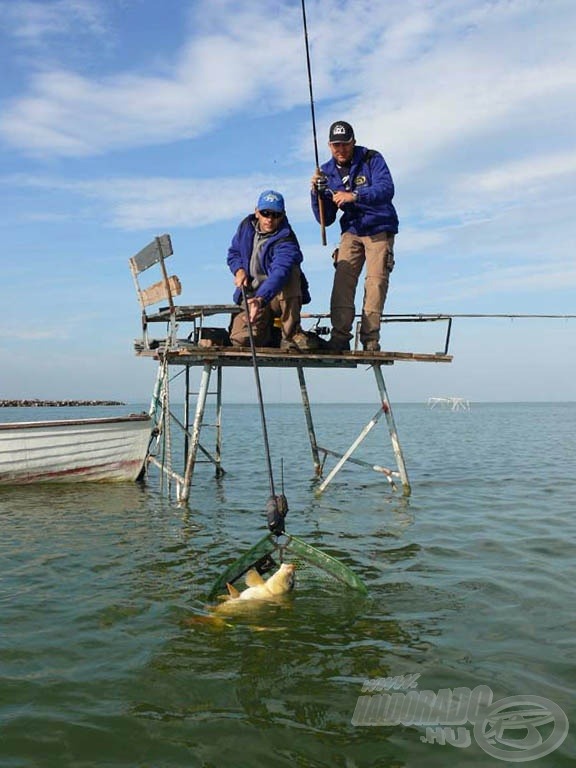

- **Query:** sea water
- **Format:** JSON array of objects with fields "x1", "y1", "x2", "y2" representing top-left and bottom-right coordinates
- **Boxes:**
[{"x1": 0, "y1": 402, "x2": 575, "y2": 767}]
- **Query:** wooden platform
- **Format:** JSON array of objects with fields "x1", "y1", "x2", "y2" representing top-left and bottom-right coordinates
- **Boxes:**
[
  {"x1": 135, "y1": 343, "x2": 453, "y2": 368},
  {"x1": 129, "y1": 238, "x2": 454, "y2": 503},
  {"x1": 136, "y1": 303, "x2": 454, "y2": 368}
]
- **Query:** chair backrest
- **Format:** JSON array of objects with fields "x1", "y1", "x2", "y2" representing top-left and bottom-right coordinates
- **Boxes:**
[
  {"x1": 129, "y1": 234, "x2": 181, "y2": 348},
  {"x1": 129, "y1": 234, "x2": 181, "y2": 311}
]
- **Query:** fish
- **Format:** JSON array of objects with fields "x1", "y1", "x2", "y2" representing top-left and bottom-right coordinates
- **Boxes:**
[
  {"x1": 183, "y1": 563, "x2": 296, "y2": 631},
  {"x1": 221, "y1": 562, "x2": 296, "y2": 604},
  {"x1": 215, "y1": 563, "x2": 296, "y2": 612}
]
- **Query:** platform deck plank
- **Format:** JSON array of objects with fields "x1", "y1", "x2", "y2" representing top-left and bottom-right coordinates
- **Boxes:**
[{"x1": 135, "y1": 345, "x2": 452, "y2": 368}]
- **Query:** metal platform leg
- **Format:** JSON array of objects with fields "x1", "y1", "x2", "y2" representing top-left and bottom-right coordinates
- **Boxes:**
[
  {"x1": 315, "y1": 364, "x2": 411, "y2": 496},
  {"x1": 148, "y1": 358, "x2": 166, "y2": 422},
  {"x1": 179, "y1": 362, "x2": 212, "y2": 503},
  {"x1": 183, "y1": 363, "x2": 224, "y2": 479},
  {"x1": 214, "y1": 365, "x2": 224, "y2": 478},
  {"x1": 184, "y1": 366, "x2": 191, "y2": 461},
  {"x1": 373, "y1": 364, "x2": 411, "y2": 496},
  {"x1": 146, "y1": 359, "x2": 194, "y2": 497},
  {"x1": 296, "y1": 365, "x2": 321, "y2": 476}
]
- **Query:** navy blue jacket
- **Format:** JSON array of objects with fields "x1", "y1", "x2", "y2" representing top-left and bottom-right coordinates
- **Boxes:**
[
  {"x1": 311, "y1": 145, "x2": 399, "y2": 236},
  {"x1": 227, "y1": 215, "x2": 310, "y2": 306}
]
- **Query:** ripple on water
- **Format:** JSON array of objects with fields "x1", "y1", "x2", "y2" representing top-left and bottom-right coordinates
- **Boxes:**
[{"x1": 1, "y1": 403, "x2": 575, "y2": 766}]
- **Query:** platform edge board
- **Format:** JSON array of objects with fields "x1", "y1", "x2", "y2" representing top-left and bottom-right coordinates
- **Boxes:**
[{"x1": 134, "y1": 346, "x2": 452, "y2": 367}]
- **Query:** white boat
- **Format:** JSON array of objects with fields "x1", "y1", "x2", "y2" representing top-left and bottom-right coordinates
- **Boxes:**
[{"x1": 0, "y1": 413, "x2": 153, "y2": 485}]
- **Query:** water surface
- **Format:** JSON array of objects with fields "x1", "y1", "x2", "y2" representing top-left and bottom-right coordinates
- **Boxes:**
[{"x1": 1, "y1": 402, "x2": 574, "y2": 766}]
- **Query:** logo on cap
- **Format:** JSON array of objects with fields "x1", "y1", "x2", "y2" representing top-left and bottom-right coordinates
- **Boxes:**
[
  {"x1": 257, "y1": 189, "x2": 285, "y2": 212},
  {"x1": 332, "y1": 125, "x2": 347, "y2": 136}
]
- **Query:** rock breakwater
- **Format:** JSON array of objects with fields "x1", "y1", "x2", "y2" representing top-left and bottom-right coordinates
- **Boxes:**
[{"x1": 0, "y1": 399, "x2": 125, "y2": 407}]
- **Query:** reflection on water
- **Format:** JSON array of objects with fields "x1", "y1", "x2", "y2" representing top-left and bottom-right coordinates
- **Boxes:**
[{"x1": 1, "y1": 403, "x2": 575, "y2": 766}]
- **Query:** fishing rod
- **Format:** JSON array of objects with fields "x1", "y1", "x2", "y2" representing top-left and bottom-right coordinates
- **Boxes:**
[
  {"x1": 301, "y1": 0, "x2": 327, "y2": 246},
  {"x1": 206, "y1": 289, "x2": 369, "y2": 599},
  {"x1": 241, "y1": 287, "x2": 287, "y2": 536}
]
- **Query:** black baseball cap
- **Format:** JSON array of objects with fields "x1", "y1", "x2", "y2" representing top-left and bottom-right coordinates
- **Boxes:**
[{"x1": 329, "y1": 121, "x2": 355, "y2": 143}]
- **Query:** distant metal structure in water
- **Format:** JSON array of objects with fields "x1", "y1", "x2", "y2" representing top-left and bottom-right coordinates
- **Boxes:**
[
  {"x1": 428, "y1": 397, "x2": 471, "y2": 411},
  {"x1": 129, "y1": 235, "x2": 454, "y2": 504}
]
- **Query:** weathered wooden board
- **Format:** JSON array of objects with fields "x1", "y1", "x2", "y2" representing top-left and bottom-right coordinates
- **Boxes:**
[
  {"x1": 139, "y1": 275, "x2": 181, "y2": 307},
  {"x1": 129, "y1": 234, "x2": 173, "y2": 274}
]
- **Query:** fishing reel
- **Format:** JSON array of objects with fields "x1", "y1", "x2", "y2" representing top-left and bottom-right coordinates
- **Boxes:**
[{"x1": 266, "y1": 493, "x2": 288, "y2": 537}]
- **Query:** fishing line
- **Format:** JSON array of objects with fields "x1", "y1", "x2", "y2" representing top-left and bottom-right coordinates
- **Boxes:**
[
  {"x1": 240, "y1": 287, "x2": 288, "y2": 538},
  {"x1": 241, "y1": 286, "x2": 276, "y2": 501}
]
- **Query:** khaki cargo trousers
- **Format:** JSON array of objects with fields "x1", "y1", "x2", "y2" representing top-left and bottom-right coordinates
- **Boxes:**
[
  {"x1": 330, "y1": 231, "x2": 395, "y2": 345},
  {"x1": 230, "y1": 264, "x2": 303, "y2": 347}
]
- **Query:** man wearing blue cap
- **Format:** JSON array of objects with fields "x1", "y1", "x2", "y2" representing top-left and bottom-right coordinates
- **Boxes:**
[
  {"x1": 311, "y1": 121, "x2": 399, "y2": 352},
  {"x1": 227, "y1": 190, "x2": 317, "y2": 350}
]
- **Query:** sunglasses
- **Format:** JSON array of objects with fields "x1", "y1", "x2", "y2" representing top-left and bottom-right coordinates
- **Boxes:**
[{"x1": 259, "y1": 210, "x2": 283, "y2": 219}]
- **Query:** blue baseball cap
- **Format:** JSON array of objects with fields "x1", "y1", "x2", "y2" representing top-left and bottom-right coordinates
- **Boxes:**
[{"x1": 257, "y1": 190, "x2": 285, "y2": 213}]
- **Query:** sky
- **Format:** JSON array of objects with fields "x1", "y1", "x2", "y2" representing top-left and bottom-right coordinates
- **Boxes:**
[{"x1": 0, "y1": 0, "x2": 575, "y2": 405}]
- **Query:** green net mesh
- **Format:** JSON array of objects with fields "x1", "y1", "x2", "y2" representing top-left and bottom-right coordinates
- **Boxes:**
[{"x1": 208, "y1": 532, "x2": 367, "y2": 600}]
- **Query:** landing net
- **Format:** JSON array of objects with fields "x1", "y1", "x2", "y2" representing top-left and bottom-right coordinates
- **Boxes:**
[{"x1": 208, "y1": 532, "x2": 367, "y2": 600}]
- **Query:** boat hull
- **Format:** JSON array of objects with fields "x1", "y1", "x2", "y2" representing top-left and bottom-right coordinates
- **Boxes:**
[{"x1": 0, "y1": 414, "x2": 152, "y2": 485}]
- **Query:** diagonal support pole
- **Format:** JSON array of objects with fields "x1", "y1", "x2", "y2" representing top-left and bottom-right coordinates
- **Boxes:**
[
  {"x1": 316, "y1": 402, "x2": 388, "y2": 493},
  {"x1": 315, "y1": 364, "x2": 411, "y2": 496}
]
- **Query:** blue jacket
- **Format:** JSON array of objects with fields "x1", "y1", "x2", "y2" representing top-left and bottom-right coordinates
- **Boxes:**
[
  {"x1": 311, "y1": 145, "x2": 399, "y2": 236},
  {"x1": 227, "y1": 214, "x2": 310, "y2": 306}
]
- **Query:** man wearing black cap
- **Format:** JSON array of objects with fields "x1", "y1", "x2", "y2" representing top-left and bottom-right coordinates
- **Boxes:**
[
  {"x1": 311, "y1": 121, "x2": 399, "y2": 352},
  {"x1": 227, "y1": 189, "x2": 317, "y2": 351}
]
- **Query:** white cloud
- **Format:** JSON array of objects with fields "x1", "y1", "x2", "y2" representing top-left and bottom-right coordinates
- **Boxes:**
[
  {"x1": 2, "y1": 1, "x2": 575, "y2": 292},
  {"x1": 2, "y1": 0, "x2": 575, "y2": 187},
  {"x1": 460, "y1": 151, "x2": 576, "y2": 196},
  {"x1": 0, "y1": 171, "x2": 317, "y2": 229},
  {"x1": 0, "y1": 0, "x2": 107, "y2": 44},
  {"x1": 462, "y1": 261, "x2": 576, "y2": 299},
  {"x1": 292, "y1": 0, "x2": 576, "y2": 189},
  {"x1": 0, "y1": 1, "x2": 308, "y2": 156},
  {"x1": 2, "y1": 0, "x2": 575, "y2": 402},
  {"x1": 398, "y1": 257, "x2": 576, "y2": 305},
  {"x1": 0, "y1": 325, "x2": 68, "y2": 341}
]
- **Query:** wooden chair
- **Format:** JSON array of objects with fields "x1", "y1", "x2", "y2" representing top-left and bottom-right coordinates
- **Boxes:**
[{"x1": 129, "y1": 234, "x2": 182, "y2": 349}]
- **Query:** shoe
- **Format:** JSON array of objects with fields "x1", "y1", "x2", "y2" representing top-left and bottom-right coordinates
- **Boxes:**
[
  {"x1": 280, "y1": 331, "x2": 321, "y2": 352},
  {"x1": 325, "y1": 337, "x2": 351, "y2": 352},
  {"x1": 363, "y1": 340, "x2": 381, "y2": 352}
]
